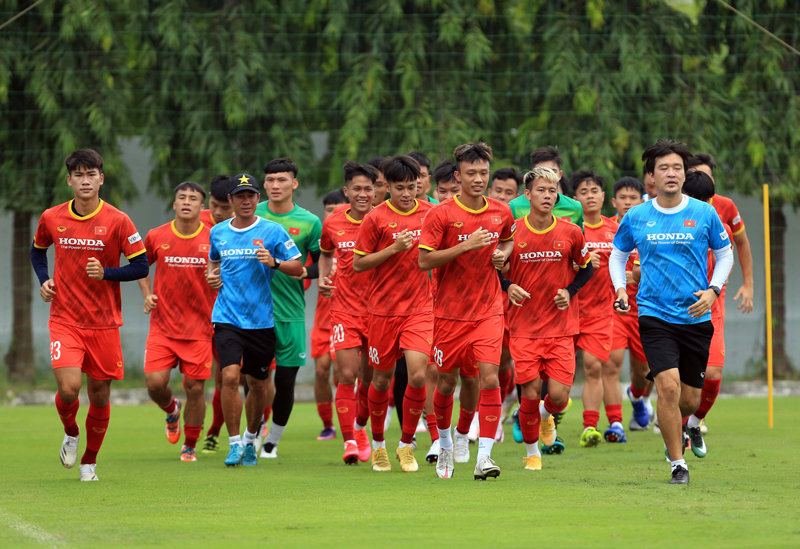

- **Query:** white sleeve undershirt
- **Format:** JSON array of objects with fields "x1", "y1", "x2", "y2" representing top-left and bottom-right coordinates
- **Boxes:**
[{"x1": 609, "y1": 246, "x2": 631, "y2": 293}]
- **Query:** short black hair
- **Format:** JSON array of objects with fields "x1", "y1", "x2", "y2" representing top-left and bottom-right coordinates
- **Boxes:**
[
  {"x1": 406, "y1": 151, "x2": 431, "y2": 170},
  {"x1": 570, "y1": 169, "x2": 606, "y2": 195},
  {"x1": 65, "y1": 149, "x2": 103, "y2": 174},
  {"x1": 323, "y1": 189, "x2": 347, "y2": 206},
  {"x1": 432, "y1": 161, "x2": 457, "y2": 185},
  {"x1": 209, "y1": 175, "x2": 231, "y2": 202},
  {"x1": 453, "y1": 142, "x2": 493, "y2": 170},
  {"x1": 529, "y1": 146, "x2": 562, "y2": 169},
  {"x1": 682, "y1": 170, "x2": 715, "y2": 203},
  {"x1": 642, "y1": 139, "x2": 693, "y2": 174},
  {"x1": 491, "y1": 168, "x2": 522, "y2": 190},
  {"x1": 558, "y1": 176, "x2": 570, "y2": 195},
  {"x1": 380, "y1": 155, "x2": 421, "y2": 184},
  {"x1": 174, "y1": 181, "x2": 206, "y2": 200},
  {"x1": 264, "y1": 157, "x2": 298, "y2": 178},
  {"x1": 613, "y1": 177, "x2": 645, "y2": 198},
  {"x1": 366, "y1": 156, "x2": 385, "y2": 172},
  {"x1": 687, "y1": 153, "x2": 716, "y2": 171},
  {"x1": 343, "y1": 160, "x2": 378, "y2": 185}
]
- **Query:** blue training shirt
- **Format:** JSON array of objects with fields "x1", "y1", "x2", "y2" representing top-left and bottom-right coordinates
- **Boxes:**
[
  {"x1": 613, "y1": 195, "x2": 730, "y2": 325},
  {"x1": 209, "y1": 217, "x2": 301, "y2": 329}
]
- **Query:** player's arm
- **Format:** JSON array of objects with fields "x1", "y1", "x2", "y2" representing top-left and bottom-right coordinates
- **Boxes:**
[
  {"x1": 496, "y1": 270, "x2": 530, "y2": 307},
  {"x1": 609, "y1": 246, "x2": 631, "y2": 313},
  {"x1": 93, "y1": 253, "x2": 149, "y2": 282},
  {"x1": 418, "y1": 227, "x2": 492, "y2": 270},
  {"x1": 689, "y1": 214, "x2": 735, "y2": 318},
  {"x1": 138, "y1": 276, "x2": 158, "y2": 314},
  {"x1": 491, "y1": 239, "x2": 514, "y2": 269},
  {"x1": 30, "y1": 242, "x2": 55, "y2": 302},
  {"x1": 556, "y1": 261, "x2": 593, "y2": 310},
  {"x1": 297, "y1": 250, "x2": 321, "y2": 280},
  {"x1": 317, "y1": 251, "x2": 336, "y2": 298},
  {"x1": 353, "y1": 229, "x2": 413, "y2": 273},
  {"x1": 732, "y1": 229, "x2": 754, "y2": 313}
]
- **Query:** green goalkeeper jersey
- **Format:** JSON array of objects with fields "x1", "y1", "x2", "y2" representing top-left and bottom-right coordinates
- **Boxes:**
[{"x1": 509, "y1": 193, "x2": 584, "y2": 231}]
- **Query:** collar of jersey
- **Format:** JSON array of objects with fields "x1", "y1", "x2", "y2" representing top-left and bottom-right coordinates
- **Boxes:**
[
  {"x1": 171, "y1": 220, "x2": 204, "y2": 239},
  {"x1": 228, "y1": 216, "x2": 262, "y2": 232},
  {"x1": 68, "y1": 199, "x2": 104, "y2": 220},
  {"x1": 262, "y1": 201, "x2": 297, "y2": 217},
  {"x1": 454, "y1": 194, "x2": 488, "y2": 214},
  {"x1": 651, "y1": 194, "x2": 689, "y2": 215},
  {"x1": 584, "y1": 218, "x2": 604, "y2": 229},
  {"x1": 525, "y1": 214, "x2": 557, "y2": 234},
  {"x1": 386, "y1": 199, "x2": 419, "y2": 216},
  {"x1": 344, "y1": 208, "x2": 363, "y2": 224}
]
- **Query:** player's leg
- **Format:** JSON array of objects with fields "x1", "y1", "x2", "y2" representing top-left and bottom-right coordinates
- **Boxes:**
[
  {"x1": 455, "y1": 372, "x2": 478, "y2": 460},
  {"x1": 509, "y1": 337, "x2": 544, "y2": 470},
  {"x1": 202, "y1": 354, "x2": 225, "y2": 453},
  {"x1": 580, "y1": 348, "x2": 604, "y2": 447},
  {"x1": 473, "y1": 315, "x2": 504, "y2": 480},
  {"x1": 355, "y1": 345, "x2": 373, "y2": 461},
  {"x1": 81, "y1": 375, "x2": 112, "y2": 481},
  {"x1": 397, "y1": 350, "x2": 428, "y2": 472},
  {"x1": 538, "y1": 337, "x2": 576, "y2": 452},
  {"x1": 654, "y1": 369, "x2": 684, "y2": 461},
  {"x1": 181, "y1": 376, "x2": 206, "y2": 462},
  {"x1": 433, "y1": 367, "x2": 459, "y2": 478},
  {"x1": 334, "y1": 346, "x2": 361, "y2": 458},
  {"x1": 392, "y1": 358, "x2": 408, "y2": 429},
  {"x1": 688, "y1": 314, "x2": 724, "y2": 434},
  {"x1": 54, "y1": 367, "x2": 82, "y2": 469},
  {"x1": 242, "y1": 373, "x2": 267, "y2": 465},
  {"x1": 602, "y1": 354, "x2": 626, "y2": 443},
  {"x1": 214, "y1": 325, "x2": 246, "y2": 466},
  {"x1": 678, "y1": 320, "x2": 714, "y2": 460},
  {"x1": 497, "y1": 346, "x2": 514, "y2": 441},
  {"x1": 145, "y1": 368, "x2": 182, "y2": 444}
]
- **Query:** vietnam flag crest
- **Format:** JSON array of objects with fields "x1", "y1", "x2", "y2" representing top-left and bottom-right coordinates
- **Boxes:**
[
  {"x1": 94, "y1": 226, "x2": 107, "y2": 236},
  {"x1": 199, "y1": 244, "x2": 210, "y2": 253},
  {"x1": 491, "y1": 215, "x2": 501, "y2": 225},
  {"x1": 554, "y1": 241, "x2": 566, "y2": 249},
  {"x1": 253, "y1": 239, "x2": 264, "y2": 247},
  {"x1": 684, "y1": 220, "x2": 696, "y2": 227},
  {"x1": 289, "y1": 227, "x2": 300, "y2": 236}
]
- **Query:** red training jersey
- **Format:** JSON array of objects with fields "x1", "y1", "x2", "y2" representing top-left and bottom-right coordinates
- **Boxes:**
[
  {"x1": 578, "y1": 216, "x2": 618, "y2": 318},
  {"x1": 710, "y1": 195, "x2": 744, "y2": 237},
  {"x1": 33, "y1": 199, "x2": 146, "y2": 329},
  {"x1": 199, "y1": 209, "x2": 217, "y2": 230},
  {"x1": 708, "y1": 222, "x2": 734, "y2": 319},
  {"x1": 506, "y1": 216, "x2": 589, "y2": 339},
  {"x1": 320, "y1": 207, "x2": 373, "y2": 317},
  {"x1": 419, "y1": 195, "x2": 515, "y2": 321},
  {"x1": 312, "y1": 285, "x2": 332, "y2": 337},
  {"x1": 354, "y1": 199, "x2": 434, "y2": 316},
  {"x1": 144, "y1": 221, "x2": 216, "y2": 341}
]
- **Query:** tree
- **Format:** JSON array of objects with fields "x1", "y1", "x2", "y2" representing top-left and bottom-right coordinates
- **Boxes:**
[{"x1": 0, "y1": 1, "x2": 139, "y2": 381}]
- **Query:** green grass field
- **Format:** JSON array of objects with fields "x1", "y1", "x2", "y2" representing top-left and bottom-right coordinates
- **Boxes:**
[{"x1": 1, "y1": 397, "x2": 799, "y2": 548}]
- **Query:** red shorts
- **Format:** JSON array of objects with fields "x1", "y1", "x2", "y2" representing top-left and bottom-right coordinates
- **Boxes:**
[
  {"x1": 310, "y1": 325, "x2": 337, "y2": 360},
  {"x1": 432, "y1": 315, "x2": 503, "y2": 378},
  {"x1": 611, "y1": 313, "x2": 647, "y2": 363},
  {"x1": 144, "y1": 332, "x2": 213, "y2": 380},
  {"x1": 708, "y1": 315, "x2": 725, "y2": 367},
  {"x1": 576, "y1": 315, "x2": 614, "y2": 362},
  {"x1": 49, "y1": 321, "x2": 124, "y2": 381},
  {"x1": 368, "y1": 312, "x2": 433, "y2": 371},
  {"x1": 510, "y1": 336, "x2": 576, "y2": 386},
  {"x1": 330, "y1": 311, "x2": 368, "y2": 352},
  {"x1": 502, "y1": 314, "x2": 511, "y2": 349}
]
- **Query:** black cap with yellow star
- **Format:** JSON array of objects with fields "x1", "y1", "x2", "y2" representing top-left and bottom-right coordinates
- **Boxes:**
[{"x1": 230, "y1": 173, "x2": 260, "y2": 195}]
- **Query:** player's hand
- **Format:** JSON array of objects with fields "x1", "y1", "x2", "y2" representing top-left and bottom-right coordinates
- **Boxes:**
[
  {"x1": 207, "y1": 267, "x2": 223, "y2": 289},
  {"x1": 257, "y1": 245, "x2": 275, "y2": 267},
  {"x1": 572, "y1": 261, "x2": 579, "y2": 272},
  {"x1": 390, "y1": 229, "x2": 414, "y2": 253},
  {"x1": 143, "y1": 294, "x2": 158, "y2": 314},
  {"x1": 734, "y1": 283, "x2": 754, "y2": 314},
  {"x1": 507, "y1": 284, "x2": 531, "y2": 307},
  {"x1": 689, "y1": 289, "x2": 717, "y2": 318},
  {"x1": 589, "y1": 250, "x2": 601, "y2": 269},
  {"x1": 554, "y1": 288, "x2": 570, "y2": 310},
  {"x1": 86, "y1": 257, "x2": 104, "y2": 280},
  {"x1": 40, "y1": 279, "x2": 56, "y2": 302},
  {"x1": 462, "y1": 227, "x2": 492, "y2": 251},
  {"x1": 491, "y1": 249, "x2": 507, "y2": 269},
  {"x1": 318, "y1": 277, "x2": 336, "y2": 298},
  {"x1": 290, "y1": 267, "x2": 308, "y2": 281},
  {"x1": 625, "y1": 270, "x2": 635, "y2": 285},
  {"x1": 614, "y1": 288, "x2": 629, "y2": 315}
]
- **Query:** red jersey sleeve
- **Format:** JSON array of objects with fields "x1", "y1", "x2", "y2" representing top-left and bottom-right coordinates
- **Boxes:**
[
  {"x1": 117, "y1": 214, "x2": 146, "y2": 260},
  {"x1": 572, "y1": 229, "x2": 590, "y2": 268},
  {"x1": 499, "y1": 204, "x2": 516, "y2": 241},
  {"x1": 144, "y1": 231, "x2": 157, "y2": 265},
  {"x1": 320, "y1": 218, "x2": 335, "y2": 253},
  {"x1": 33, "y1": 210, "x2": 53, "y2": 249},
  {"x1": 419, "y1": 206, "x2": 445, "y2": 251},
  {"x1": 354, "y1": 212, "x2": 380, "y2": 256}
]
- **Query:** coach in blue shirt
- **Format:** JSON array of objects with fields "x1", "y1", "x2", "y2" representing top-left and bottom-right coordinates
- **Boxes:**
[
  {"x1": 207, "y1": 173, "x2": 303, "y2": 468},
  {"x1": 609, "y1": 141, "x2": 733, "y2": 485}
]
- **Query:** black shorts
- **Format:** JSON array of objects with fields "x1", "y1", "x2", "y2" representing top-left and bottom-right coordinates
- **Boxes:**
[
  {"x1": 639, "y1": 316, "x2": 714, "y2": 389},
  {"x1": 213, "y1": 323, "x2": 276, "y2": 381}
]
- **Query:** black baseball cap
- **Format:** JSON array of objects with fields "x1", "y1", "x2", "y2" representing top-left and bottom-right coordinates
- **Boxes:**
[{"x1": 229, "y1": 173, "x2": 260, "y2": 195}]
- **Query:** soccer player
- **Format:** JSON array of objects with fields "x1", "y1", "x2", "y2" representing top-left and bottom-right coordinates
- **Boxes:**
[
  {"x1": 408, "y1": 151, "x2": 438, "y2": 204},
  {"x1": 570, "y1": 170, "x2": 623, "y2": 446},
  {"x1": 352, "y1": 154, "x2": 434, "y2": 473},
  {"x1": 312, "y1": 190, "x2": 348, "y2": 440},
  {"x1": 318, "y1": 161, "x2": 378, "y2": 464},
  {"x1": 419, "y1": 142, "x2": 515, "y2": 480},
  {"x1": 254, "y1": 158, "x2": 323, "y2": 458},
  {"x1": 366, "y1": 157, "x2": 389, "y2": 206},
  {"x1": 432, "y1": 161, "x2": 461, "y2": 201},
  {"x1": 207, "y1": 173, "x2": 303, "y2": 467},
  {"x1": 499, "y1": 167, "x2": 593, "y2": 470},
  {"x1": 488, "y1": 168, "x2": 521, "y2": 204},
  {"x1": 139, "y1": 181, "x2": 215, "y2": 462},
  {"x1": 643, "y1": 164, "x2": 657, "y2": 200},
  {"x1": 610, "y1": 140, "x2": 733, "y2": 484},
  {"x1": 31, "y1": 149, "x2": 149, "y2": 481},
  {"x1": 607, "y1": 177, "x2": 654, "y2": 431}
]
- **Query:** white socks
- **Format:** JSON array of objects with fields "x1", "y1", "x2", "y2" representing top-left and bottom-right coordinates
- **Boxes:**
[
  {"x1": 355, "y1": 421, "x2": 366, "y2": 431},
  {"x1": 525, "y1": 443, "x2": 541, "y2": 458},
  {"x1": 477, "y1": 437, "x2": 494, "y2": 461},
  {"x1": 539, "y1": 401, "x2": 552, "y2": 420},
  {"x1": 687, "y1": 415, "x2": 702, "y2": 429},
  {"x1": 372, "y1": 440, "x2": 386, "y2": 450},
  {"x1": 229, "y1": 435, "x2": 242, "y2": 447},
  {"x1": 243, "y1": 430, "x2": 257, "y2": 446},
  {"x1": 438, "y1": 428, "x2": 453, "y2": 450},
  {"x1": 265, "y1": 423, "x2": 285, "y2": 445},
  {"x1": 671, "y1": 458, "x2": 687, "y2": 472}
]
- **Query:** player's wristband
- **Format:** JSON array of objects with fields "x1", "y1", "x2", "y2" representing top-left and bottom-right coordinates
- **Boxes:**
[
  {"x1": 709, "y1": 285, "x2": 721, "y2": 296},
  {"x1": 271, "y1": 258, "x2": 281, "y2": 270}
]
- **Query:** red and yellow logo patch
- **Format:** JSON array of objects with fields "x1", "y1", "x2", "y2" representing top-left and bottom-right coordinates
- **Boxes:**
[
  {"x1": 388, "y1": 222, "x2": 397, "y2": 228},
  {"x1": 554, "y1": 241, "x2": 566, "y2": 249},
  {"x1": 95, "y1": 226, "x2": 107, "y2": 236},
  {"x1": 518, "y1": 242, "x2": 527, "y2": 248},
  {"x1": 454, "y1": 222, "x2": 464, "y2": 228},
  {"x1": 337, "y1": 230, "x2": 346, "y2": 236},
  {"x1": 684, "y1": 219, "x2": 696, "y2": 227},
  {"x1": 161, "y1": 244, "x2": 170, "y2": 250},
  {"x1": 199, "y1": 244, "x2": 210, "y2": 252},
  {"x1": 253, "y1": 239, "x2": 263, "y2": 247},
  {"x1": 57, "y1": 226, "x2": 67, "y2": 233},
  {"x1": 289, "y1": 227, "x2": 300, "y2": 236},
  {"x1": 491, "y1": 215, "x2": 501, "y2": 225},
  {"x1": 116, "y1": 361, "x2": 123, "y2": 369}
]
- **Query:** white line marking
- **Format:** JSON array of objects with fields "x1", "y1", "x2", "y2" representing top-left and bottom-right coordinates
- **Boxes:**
[{"x1": 0, "y1": 508, "x2": 64, "y2": 546}]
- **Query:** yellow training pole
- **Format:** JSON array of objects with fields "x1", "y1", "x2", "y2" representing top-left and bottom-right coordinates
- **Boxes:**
[{"x1": 763, "y1": 184, "x2": 773, "y2": 428}]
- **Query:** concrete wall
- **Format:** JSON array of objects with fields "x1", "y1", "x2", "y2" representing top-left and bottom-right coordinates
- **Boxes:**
[{"x1": 1, "y1": 138, "x2": 797, "y2": 383}]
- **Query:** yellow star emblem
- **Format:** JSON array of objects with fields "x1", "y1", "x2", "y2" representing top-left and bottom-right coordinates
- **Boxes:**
[{"x1": 238, "y1": 174, "x2": 249, "y2": 185}]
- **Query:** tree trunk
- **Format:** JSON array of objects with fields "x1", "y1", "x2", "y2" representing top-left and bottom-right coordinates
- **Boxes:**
[
  {"x1": 768, "y1": 203, "x2": 794, "y2": 379},
  {"x1": 5, "y1": 211, "x2": 35, "y2": 383}
]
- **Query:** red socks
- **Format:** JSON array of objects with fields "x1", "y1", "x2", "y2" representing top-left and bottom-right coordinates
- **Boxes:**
[
  {"x1": 184, "y1": 424, "x2": 202, "y2": 449},
  {"x1": 583, "y1": 410, "x2": 600, "y2": 429},
  {"x1": 498, "y1": 370, "x2": 513, "y2": 403},
  {"x1": 388, "y1": 378, "x2": 396, "y2": 408},
  {"x1": 317, "y1": 401, "x2": 334, "y2": 429},
  {"x1": 478, "y1": 388, "x2": 501, "y2": 439},
  {"x1": 695, "y1": 378, "x2": 721, "y2": 419},
  {"x1": 159, "y1": 396, "x2": 178, "y2": 415},
  {"x1": 368, "y1": 383, "x2": 390, "y2": 442},
  {"x1": 433, "y1": 388, "x2": 453, "y2": 430},
  {"x1": 401, "y1": 385, "x2": 426, "y2": 444},
  {"x1": 426, "y1": 413, "x2": 439, "y2": 442},
  {"x1": 208, "y1": 389, "x2": 224, "y2": 437},
  {"x1": 335, "y1": 383, "x2": 357, "y2": 441},
  {"x1": 356, "y1": 381, "x2": 370, "y2": 427},
  {"x1": 455, "y1": 407, "x2": 475, "y2": 435},
  {"x1": 543, "y1": 394, "x2": 566, "y2": 416},
  {"x1": 605, "y1": 404, "x2": 623, "y2": 425},
  {"x1": 629, "y1": 384, "x2": 647, "y2": 399},
  {"x1": 263, "y1": 405, "x2": 272, "y2": 423},
  {"x1": 55, "y1": 393, "x2": 80, "y2": 437},
  {"x1": 81, "y1": 403, "x2": 110, "y2": 465},
  {"x1": 519, "y1": 397, "x2": 541, "y2": 444}
]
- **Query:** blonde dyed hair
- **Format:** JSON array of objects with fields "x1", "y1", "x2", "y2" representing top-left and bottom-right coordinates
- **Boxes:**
[{"x1": 523, "y1": 166, "x2": 559, "y2": 189}]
